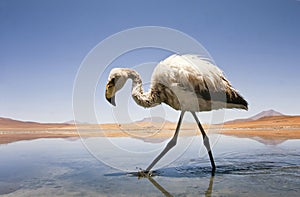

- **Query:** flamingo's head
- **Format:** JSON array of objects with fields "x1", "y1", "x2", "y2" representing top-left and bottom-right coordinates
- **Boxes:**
[{"x1": 105, "y1": 68, "x2": 128, "y2": 106}]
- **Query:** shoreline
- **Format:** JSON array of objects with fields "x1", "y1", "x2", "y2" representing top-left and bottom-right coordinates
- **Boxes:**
[
  {"x1": 1, "y1": 127, "x2": 299, "y2": 145},
  {"x1": 1, "y1": 116, "x2": 300, "y2": 144}
]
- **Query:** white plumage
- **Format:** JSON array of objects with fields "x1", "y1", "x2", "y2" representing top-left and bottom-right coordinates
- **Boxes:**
[{"x1": 105, "y1": 53, "x2": 248, "y2": 174}]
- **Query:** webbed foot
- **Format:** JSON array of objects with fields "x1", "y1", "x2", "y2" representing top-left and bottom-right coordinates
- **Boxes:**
[{"x1": 137, "y1": 170, "x2": 152, "y2": 178}]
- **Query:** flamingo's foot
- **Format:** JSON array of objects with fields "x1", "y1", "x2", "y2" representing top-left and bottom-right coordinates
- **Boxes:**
[{"x1": 137, "y1": 170, "x2": 152, "y2": 178}]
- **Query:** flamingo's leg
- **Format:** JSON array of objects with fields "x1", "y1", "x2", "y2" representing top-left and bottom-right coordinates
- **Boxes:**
[
  {"x1": 205, "y1": 175, "x2": 215, "y2": 196},
  {"x1": 144, "y1": 111, "x2": 185, "y2": 173},
  {"x1": 191, "y1": 112, "x2": 216, "y2": 173}
]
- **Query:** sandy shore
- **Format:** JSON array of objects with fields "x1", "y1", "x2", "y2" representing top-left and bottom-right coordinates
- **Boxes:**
[
  {"x1": 0, "y1": 127, "x2": 299, "y2": 145},
  {"x1": 0, "y1": 116, "x2": 299, "y2": 144},
  {"x1": 220, "y1": 115, "x2": 300, "y2": 140}
]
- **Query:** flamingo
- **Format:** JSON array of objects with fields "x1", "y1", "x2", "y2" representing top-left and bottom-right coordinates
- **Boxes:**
[{"x1": 105, "y1": 54, "x2": 248, "y2": 174}]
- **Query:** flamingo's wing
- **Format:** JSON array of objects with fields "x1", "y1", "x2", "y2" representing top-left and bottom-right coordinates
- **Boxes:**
[{"x1": 153, "y1": 54, "x2": 248, "y2": 110}]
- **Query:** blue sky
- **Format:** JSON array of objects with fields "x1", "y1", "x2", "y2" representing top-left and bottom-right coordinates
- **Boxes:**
[{"x1": 0, "y1": 0, "x2": 299, "y2": 123}]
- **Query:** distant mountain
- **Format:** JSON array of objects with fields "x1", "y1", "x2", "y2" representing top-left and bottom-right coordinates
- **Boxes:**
[
  {"x1": 135, "y1": 117, "x2": 170, "y2": 123},
  {"x1": 0, "y1": 117, "x2": 42, "y2": 127},
  {"x1": 248, "y1": 109, "x2": 284, "y2": 120},
  {"x1": 225, "y1": 109, "x2": 285, "y2": 124},
  {"x1": 64, "y1": 120, "x2": 88, "y2": 125},
  {"x1": 0, "y1": 117, "x2": 68, "y2": 128}
]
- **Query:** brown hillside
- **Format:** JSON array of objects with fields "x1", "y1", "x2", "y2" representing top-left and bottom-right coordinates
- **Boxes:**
[
  {"x1": 224, "y1": 115, "x2": 300, "y2": 129},
  {"x1": 0, "y1": 117, "x2": 70, "y2": 130}
]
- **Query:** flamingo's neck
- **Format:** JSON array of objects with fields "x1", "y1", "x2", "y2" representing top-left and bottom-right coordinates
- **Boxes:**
[{"x1": 126, "y1": 69, "x2": 160, "y2": 108}]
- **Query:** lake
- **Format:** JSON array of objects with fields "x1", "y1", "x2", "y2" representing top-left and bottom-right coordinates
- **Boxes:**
[{"x1": 0, "y1": 134, "x2": 299, "y2": 196}]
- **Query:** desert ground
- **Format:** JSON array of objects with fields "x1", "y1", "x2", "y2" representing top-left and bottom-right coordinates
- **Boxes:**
[
  {"x1": 0, "y1": 115, "x2": 299, "y2": 144},
  {"x1": 220, "y1": 115, "x2": 300, "y2": 140}
]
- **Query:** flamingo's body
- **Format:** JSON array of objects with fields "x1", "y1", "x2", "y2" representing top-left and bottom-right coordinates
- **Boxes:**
[{"x1": 105, "y1": 54, "x2": 248, "y2": 174}]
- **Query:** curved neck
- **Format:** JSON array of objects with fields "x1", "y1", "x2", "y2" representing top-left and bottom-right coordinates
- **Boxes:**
[{"x1": 125, "y1": 69, "x2": 159, "y2": 108}]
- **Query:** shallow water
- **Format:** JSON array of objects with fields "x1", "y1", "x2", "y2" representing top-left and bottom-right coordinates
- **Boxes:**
[{"x1": 0, "y1": 135, "x2": 299, "y2": 196}]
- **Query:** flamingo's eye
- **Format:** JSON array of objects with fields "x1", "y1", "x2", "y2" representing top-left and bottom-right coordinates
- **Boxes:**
[{"x1": 106, "y1": 78, "x2": 116, "y2": 89}]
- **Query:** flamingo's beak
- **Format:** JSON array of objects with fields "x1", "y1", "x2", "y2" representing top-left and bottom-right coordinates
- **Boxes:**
[{"x1": 106, "y1": 95, "x2": 116, "y2": 106}]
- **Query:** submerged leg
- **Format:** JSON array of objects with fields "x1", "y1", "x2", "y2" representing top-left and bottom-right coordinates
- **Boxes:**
[
  {"x1": 191, "y1": 112, "x2": 216, "y2": 172},
  {"x1": 145, "y1": 111, "x2": 185, "y2": 172},
  {"x1": 147, "y1": 177, "x2": 172, "y2": 197},
  {"x1": 205, "y1": 175, "x2": 215, "y2": 197}
]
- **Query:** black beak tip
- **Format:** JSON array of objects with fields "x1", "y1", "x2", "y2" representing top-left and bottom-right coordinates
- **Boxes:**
[{"x1": 106, "y1": 96, "x2": 116, "y2": 106}]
